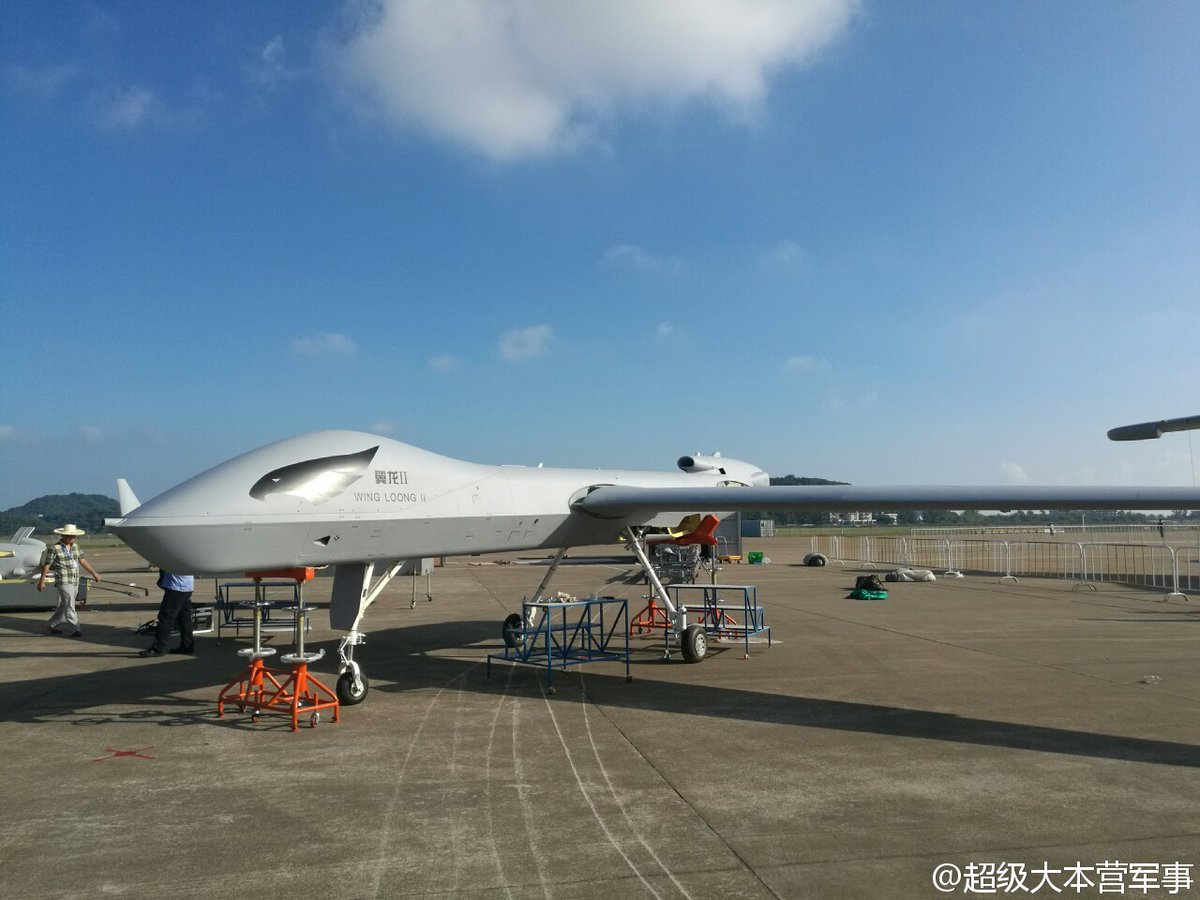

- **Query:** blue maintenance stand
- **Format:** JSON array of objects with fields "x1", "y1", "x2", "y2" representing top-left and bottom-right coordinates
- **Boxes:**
[
  {"x1": 215, "y1": 580, "x2": 311, "y2": 643},
  {"x1": 666, "y1": 583, "x2": 771, "y2": 658},
  {"x1": 487, "y1": 596, "x2": 631, "y2": 690}
]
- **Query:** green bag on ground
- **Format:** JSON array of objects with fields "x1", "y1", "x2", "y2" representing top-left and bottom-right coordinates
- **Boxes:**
[{"x1": 848, "y1": 588, "x2": 888, "y2": 601}]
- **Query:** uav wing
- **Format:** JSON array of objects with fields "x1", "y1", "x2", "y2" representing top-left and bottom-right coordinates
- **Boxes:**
[
  {"x1": 1107, "y1": 414, "x2": 1200, "y2": 441},
  {"x1": 576, "y1": 484, "x2": 1200, "y2": 518}
]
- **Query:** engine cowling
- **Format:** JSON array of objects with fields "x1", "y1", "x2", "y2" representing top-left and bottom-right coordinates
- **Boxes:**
[
  {"x1": 677, "y1": 453, "x2": 769, "y2": 487},
  {"x1": 677, "y1": 453, "x2": 724, "y2": 473}
]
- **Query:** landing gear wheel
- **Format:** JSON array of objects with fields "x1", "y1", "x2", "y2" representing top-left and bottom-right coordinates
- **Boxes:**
[
  {"x1": 502, "y1": 613, "x2": 525, "y2": 649},
  {"x1": 680, "y1": 624, "x2": 707, "y2": 663},
  {"x1": 336, "y1": 671, "x2": 370, "y2": 705}
]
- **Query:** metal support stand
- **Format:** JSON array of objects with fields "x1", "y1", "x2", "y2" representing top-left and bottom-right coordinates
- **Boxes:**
[
  {"x1": 630, "y1": 594, "x2": 673, "y2": 634},
  {"x1": 257, "y1": 594, "x2": 340, "y2": 731},
  {"x1": 409, "y1": 571, "x2": 434, "y2": 609},
  {"x1": 218, "y1": 572, "x2": 338, "y2": 730},
  {"x1": 488, "y1": 596, "x2": 631, "y2": 690},
  {"x1": 666, "y1": 583, "x2": 770, "y2": 659},
  {"x1": 217, "y1": 594, "x2": 286, "y2": 720}
]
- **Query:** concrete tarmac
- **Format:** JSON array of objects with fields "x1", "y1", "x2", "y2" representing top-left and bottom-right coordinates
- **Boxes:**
[{"x1": 1, "y1": 537, "x2": 1197, "y2": 899}]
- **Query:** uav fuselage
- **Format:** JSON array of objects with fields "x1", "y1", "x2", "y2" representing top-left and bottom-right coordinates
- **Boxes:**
[{"x1": 111, "y1": 430, "x2": 767, "y2": 574}]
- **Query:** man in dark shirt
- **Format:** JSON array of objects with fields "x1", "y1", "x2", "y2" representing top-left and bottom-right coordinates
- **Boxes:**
[{"x1": 138, "y1": 571, "x2": 196, "y2": 657}]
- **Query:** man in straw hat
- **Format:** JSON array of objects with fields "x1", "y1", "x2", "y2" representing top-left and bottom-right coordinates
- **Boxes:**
[{"x1": 37, "y1": 524, "x2": 101, "y2": 638}]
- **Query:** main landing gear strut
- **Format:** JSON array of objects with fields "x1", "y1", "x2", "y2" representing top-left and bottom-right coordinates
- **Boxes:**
[
  {"x1": 330, "y1": 560, "x2": 434, "y2": 706},
  {"x1": 622, "y1": 527, "x2": 707, "y2": 663},
  {"x1": 500, "y1": 531, "x2": 707, "y2": 663}
]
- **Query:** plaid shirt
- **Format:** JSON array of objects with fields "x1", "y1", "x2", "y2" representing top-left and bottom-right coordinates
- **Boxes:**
[{"x1": 43, "y1": 541, "x2": 86, "y2": 585}]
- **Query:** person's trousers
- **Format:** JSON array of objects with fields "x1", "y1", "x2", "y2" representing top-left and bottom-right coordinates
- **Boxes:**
[
  {"x1": 48, "y1": 583, "x2": 80, "y2": 632},
  {"x1": 151, "y1": 589, "x2": 194, "y2": 652}
]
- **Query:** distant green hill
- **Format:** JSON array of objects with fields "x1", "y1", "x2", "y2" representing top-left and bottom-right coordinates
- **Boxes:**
[{"x1": 0, "y1": 494, "x2": 119, "y2": 536}]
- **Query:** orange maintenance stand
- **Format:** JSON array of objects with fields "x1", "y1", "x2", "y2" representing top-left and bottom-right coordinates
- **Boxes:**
[{"x1": 216, "y1": 567, "x2": 340, "y2": 731}]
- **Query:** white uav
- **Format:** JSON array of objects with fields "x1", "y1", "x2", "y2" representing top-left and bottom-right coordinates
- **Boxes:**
[{"x1": 109, "y1": 420, "x2": 1200, "y2": 704}]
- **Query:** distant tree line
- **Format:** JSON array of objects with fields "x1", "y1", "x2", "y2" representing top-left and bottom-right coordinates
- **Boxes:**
[
  {"x1": 742, "y1": 474, "x2": 849, "y2": 527},
  {"x1": 0, "y1": 494, "x2": 119, "y2": 536},
  {"x1": 885, "y1": 509, "x2": 1197, "y2": 527}
]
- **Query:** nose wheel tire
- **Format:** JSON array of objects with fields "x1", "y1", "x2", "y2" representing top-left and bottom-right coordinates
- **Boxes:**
[
  {"x1": 336, "y1": 671, "x2": 370, "y2": 705},
  {"x1": 680, "y1": 624, "x2": 707, "y2": 663}
]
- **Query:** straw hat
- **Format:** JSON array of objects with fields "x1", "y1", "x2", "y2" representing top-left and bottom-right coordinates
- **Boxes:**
[{"x1": 53, "y1": 524, "x2": 87, "y2": 536}]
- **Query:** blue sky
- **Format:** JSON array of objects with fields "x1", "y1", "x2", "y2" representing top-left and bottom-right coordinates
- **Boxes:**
[{"x1": 2, "y1": 1, "x2": 1198, "y2": 509}]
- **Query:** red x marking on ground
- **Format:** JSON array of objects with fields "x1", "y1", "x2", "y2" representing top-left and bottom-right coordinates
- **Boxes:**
[{"x1": 93, "y1": 746, "x2": 155, "y2": 762}]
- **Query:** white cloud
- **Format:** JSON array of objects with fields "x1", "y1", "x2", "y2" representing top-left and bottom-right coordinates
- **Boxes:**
[
  {"x1": 370, "y1": 420, "x2": 398, "y2": 435},
  {"x1": 83, "y1": 5, "x2": 121, "y2": 39},
  {"x1": 762, "y1": 240, "x2": 807, "y2": 268},
  {"x1": 655, "y1": 322, "x2": 676, "y2": 340},
  {"x1": 332, "y1": 0, "x2": 857, "y2": 160},
  {"x1": 999, "y1": 462, "x2": 1031, "y2": 485},
  {"x1": 89, "y1": 81, "x2": 212, "y2": 131},
  {"x1": 253, "y1": 36, "x2": 301, "y2": 90},
  {"x1": 784, "y1": 354, "x2": 828, "y2": 371},
  {"x1": 262, "y1": 36, "x2": 288, "y2": 76},
  {"x1": 6, "y1": 62, "x2": 211, "y2": 131},
  {"x1": 93, "y1": 85, "x2": 158, "y2": 130},
  {"x1": 600, "y1": 243, "x2": 685, "y2": 273},
  {"x1": 498, "y1": 324, "x2": 553, "y2": 361},
  {"x1": 0, "y1": 425, "x2": 17, "y2": 442},
  {"x1": 428, "y1": 353, "x2": 460, "y2": 372},
  {"x1": 79, "y1": 425, "x2": 103, "y2": 443},
  {"x1": 3, "y1": 63, "x2": 81, "y2": 100},
  {"x1": 290, "y1": 332, "x2": 359, "y2": 358}
]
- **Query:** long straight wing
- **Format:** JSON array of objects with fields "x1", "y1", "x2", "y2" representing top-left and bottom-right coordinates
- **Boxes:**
[{"x1": 576, "y1": 485, "x2": 1200, "y2": 518}]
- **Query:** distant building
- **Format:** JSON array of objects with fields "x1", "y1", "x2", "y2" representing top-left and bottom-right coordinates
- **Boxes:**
[
  {"x1": 741, "y1": 519, "x2": 776, "y2": 538},
  {"x1": 826, "y1": 511, "x2": 876, "y2": 526}
]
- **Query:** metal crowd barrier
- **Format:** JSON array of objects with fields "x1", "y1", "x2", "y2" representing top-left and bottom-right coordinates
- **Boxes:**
[{"x1": 807, "y1": 535, "x2": 1197, "y2": 600}]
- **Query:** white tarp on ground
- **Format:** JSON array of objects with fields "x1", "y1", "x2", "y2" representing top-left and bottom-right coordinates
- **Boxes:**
[{"x1": 886, "y1": 567, "x2": 936, "y2": 582}]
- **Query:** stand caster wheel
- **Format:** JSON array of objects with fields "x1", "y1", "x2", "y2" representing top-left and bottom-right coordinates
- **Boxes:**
[{"x1": 310, "y1": 712, "x2": 320, "y2": 728}]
